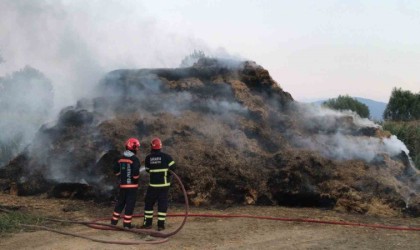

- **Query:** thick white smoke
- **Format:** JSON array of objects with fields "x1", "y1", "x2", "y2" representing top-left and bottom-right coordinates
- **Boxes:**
[
  {"x1": 0, "y1": 0, "x2": 210, "y2": 114},
  {"x1": 290, "y1": 103, "x2": 419, "y2": 205},
  {"x1": 290, "y1": 102, "x2": 413, "y2": 163},
  {"x1": 0, "y1": 0, "x2": 217, "y2": 167},
  {"x1": 0, "y1": 66, "x2": 53, "y2": 166}
]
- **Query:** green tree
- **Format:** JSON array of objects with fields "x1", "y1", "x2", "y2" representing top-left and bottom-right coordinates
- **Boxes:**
[
  {"x1": 412, "y1": 91, "x2": 420, "y2": 119},
  {"x1": 383, "y1": 88, "x2": 420, "y2": 121},
  {"x1": 383, "y1": 121, "x2": 420, "y2": 169},
  {"x1": 323, "y1": 95, "x2": 370, "y2": 118}
]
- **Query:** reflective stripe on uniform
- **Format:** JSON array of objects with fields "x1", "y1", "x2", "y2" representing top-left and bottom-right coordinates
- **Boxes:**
[
  {"x1": 149, "y1": 168, "x2": 170, "y2": 187},
  {"x1": 150, "y1": 183, "x2": 170, "y2": 187},
  {"x1": 168, "y1": 161, "x2": 175, "y2": 167},
  {"x1": 158, "y1": 212, "x2": 166, "y2": 221},
  {"x1": 120, "y1": 184, "x2": 138, "y2": 188},
  {"x1": 149, "y1": 169, "x2": 168, "y2": 173},
  {"x1": 112, "y1": 212, "x2": 120, "y2": 220},
  {"x1": 145, "y1": 210, "x2": 153, "y2": 218},
  {"x1": 123, "y1": 219, "x2": 131, "y2": 223},
  {"x1": 118, "y1": 159, "x2": 133, "y2": 164}
]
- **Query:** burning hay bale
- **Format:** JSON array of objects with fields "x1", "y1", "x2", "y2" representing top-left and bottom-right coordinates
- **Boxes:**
[{"x1": 0, "y1": 58, "x2": 419, "y2": 216}]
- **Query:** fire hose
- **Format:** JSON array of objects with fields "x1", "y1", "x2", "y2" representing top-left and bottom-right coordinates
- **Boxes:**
[
  {"x1": 21, "y1": 170, "x2": 189, "y2": 245},
  {"x1": 9, "y1": 170, "x2": 420, "y2": 245}
]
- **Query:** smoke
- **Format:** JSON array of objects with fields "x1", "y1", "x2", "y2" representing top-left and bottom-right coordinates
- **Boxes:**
[
  {"x1": 0, "y1": 66, "x2": 53, "y2": 166},
  {"x1": 289, "y1": 102, "x2": 412, "y2": 163},
  {"x1": 97, "y1": 66, "x2": 249, "y2": 120},
  {"x1": 288, "y1": 102, "x2": 419, "y2": 204},
  {"x1": 0, "y1": 0, "x2": 226, "y2": 168},
  {"x1": 17, "y1": 59, "x2": 251, "y2": 183},
  {"x1": 0, "y1": 0, "x2": 211, "y2": 114}
]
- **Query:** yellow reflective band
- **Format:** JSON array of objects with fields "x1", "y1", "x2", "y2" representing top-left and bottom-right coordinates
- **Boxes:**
[
  {"x1": 158, "y1": 212, "x2": 167, "y2": 216},
  {"x1": 149, "y1": 169, "x2": 168, "y2": 173},
  {"x1": 150, "y1": 183, "x2": 170, "y2": 187},
  {"x1": 145, "y1": 215, "x2": 154, "y2": 219},
  {"x1": 168, "y1": 161, "x2": 175, "y2": 167},
  {"x1": 158, "y1": 217, "x2": 166, "y2": 221},
  {"x1": 145, "y1": 211, "x2": 153, "y2": 214}
]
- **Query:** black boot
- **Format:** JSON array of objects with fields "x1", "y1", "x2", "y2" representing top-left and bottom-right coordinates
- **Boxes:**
[
  {"x1": 157, "y1": 220, "x2": 165, "y2": 231},
  {"x1": 141, "y1": 218, "x2": 152, "y2": 229},
  {"x1": 140, "y1": 224, "x2": 152, "y2": 229},
  {"x1": 110, "y1": 219, "x2": 118, "y2": 225}
]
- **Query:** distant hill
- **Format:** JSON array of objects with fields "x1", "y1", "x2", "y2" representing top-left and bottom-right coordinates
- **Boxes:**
[
  {"x1": 354, "y1": 97, "x2": 387, "y2": 121},
  {"x1": 311, "y1": 97, "x2": 387, "y2": 121}
]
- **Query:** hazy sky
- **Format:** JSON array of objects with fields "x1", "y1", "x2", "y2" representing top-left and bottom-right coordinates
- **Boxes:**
[
  {"x1": 143, "y1": 0, "x2": 420, "y2": 102},
  {"x1": 1, "y1": 0, "x2": 419, "y2": 105}
]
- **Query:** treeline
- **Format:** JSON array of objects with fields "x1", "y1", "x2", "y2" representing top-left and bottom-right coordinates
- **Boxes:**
[
  {"x1": 322, "y1": 95, "x2": 370, "y2": 118},
  {"x1": 383, "y1": 88, "x2": 420, "y2": 169},
  {"x1": 384, "y1": 88, "x2": 420, "y2": 121},
  {"x1": 383, "y1": 120, "x2": 420, "y2": 169},
  {"x1": 323, "y1": 88, "x2": 419, "y2": 169}
]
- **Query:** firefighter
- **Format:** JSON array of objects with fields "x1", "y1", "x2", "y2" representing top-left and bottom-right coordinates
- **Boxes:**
[
  {"x1": 110, "y1": 138, "x2": 141, "y2": 229},
  {"x1": 141, "y1": 137, "x2": 176, "y2": 231}
]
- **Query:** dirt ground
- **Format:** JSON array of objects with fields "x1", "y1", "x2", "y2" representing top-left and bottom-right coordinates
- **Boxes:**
[{"x1": 1, "y1": 193, "x2": 419, "y2": 250}]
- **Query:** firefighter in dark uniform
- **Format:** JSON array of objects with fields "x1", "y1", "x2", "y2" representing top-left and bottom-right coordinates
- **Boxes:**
[
  {"x1": 141, "y1": 137, "x2": 176, "y2": 231},
  {"x1": 110, "y1": 138, "x2": 141, "y2": 229}
]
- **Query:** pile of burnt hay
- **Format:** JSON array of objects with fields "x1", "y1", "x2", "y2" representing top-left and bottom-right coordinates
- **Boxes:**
[{"x1": 1, "y1": 58, "x2": 419, "y2": 216}]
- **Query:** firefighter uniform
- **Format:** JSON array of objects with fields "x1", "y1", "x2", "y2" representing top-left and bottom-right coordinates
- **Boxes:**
[
  {"x1": 142, "y1": 149, "x2": 176, "y2": 230},
  {"x1": 111, "y1": 150, "x2": 140, "y2": 228}
]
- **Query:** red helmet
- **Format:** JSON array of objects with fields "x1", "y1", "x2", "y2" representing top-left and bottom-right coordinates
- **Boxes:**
[
  {"x1": 151, "y1": 137, "x2": 162, "y2": 150},
  {"x1": 125, "y1": 138, "x2": 140, "y2": 151}
]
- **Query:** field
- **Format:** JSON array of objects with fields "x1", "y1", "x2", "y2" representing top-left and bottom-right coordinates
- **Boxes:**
[{"x1": 1, "y1": 193, "x2": 420, "y2": 250}]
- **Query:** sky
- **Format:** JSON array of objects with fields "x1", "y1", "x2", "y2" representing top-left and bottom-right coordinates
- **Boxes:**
[
  {"x1": 143, "y1": 0, "x2": 420, "y2": 102},
  {"x1": 0, "y1": 0, "x2": 419, "y2": 107}
]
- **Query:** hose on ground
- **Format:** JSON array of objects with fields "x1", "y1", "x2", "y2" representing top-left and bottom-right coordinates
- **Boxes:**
[
  {"x1": 165, "y1": 213, "x2": 420, "y2": 231},
  {"x1": 19, "y1": 170, "x2": 188, "y2": 244},
  {"x1": 49, "y1": 170, "x2": 190, "y2": 238},
  {"x1": 4, "y1": 169, "x2": 420, "y2": 246},
  {"x1": 19, "y1": 224, "x2": 169, "y2": 245}
]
